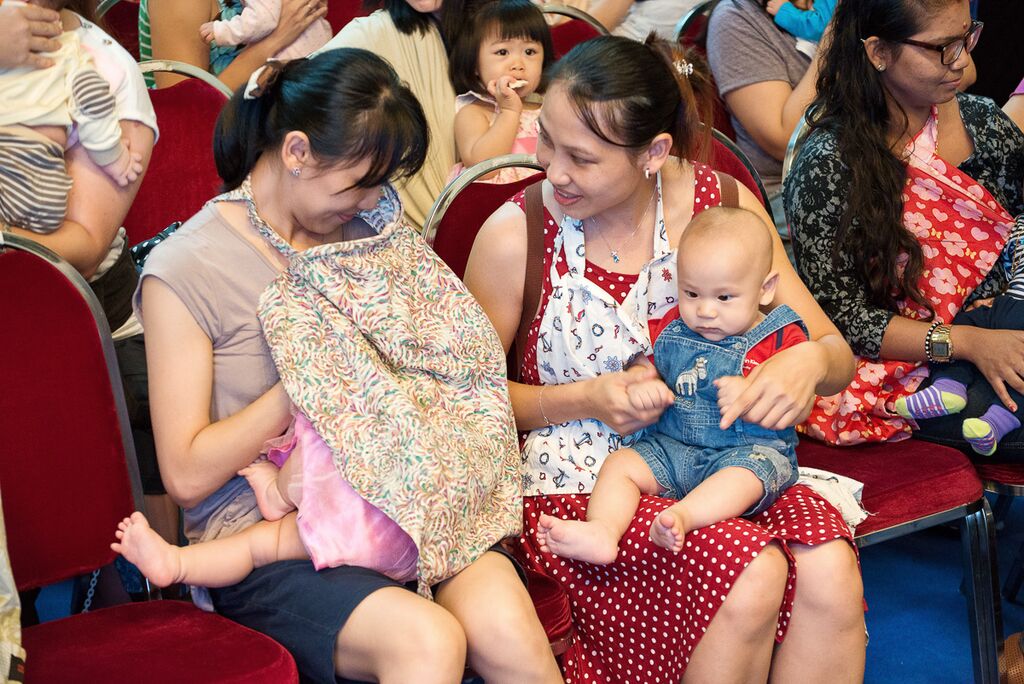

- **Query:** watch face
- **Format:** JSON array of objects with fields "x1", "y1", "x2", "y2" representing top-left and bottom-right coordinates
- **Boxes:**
[{"x1": 933, "y1": 340, "x2": 950, "y2": 357}]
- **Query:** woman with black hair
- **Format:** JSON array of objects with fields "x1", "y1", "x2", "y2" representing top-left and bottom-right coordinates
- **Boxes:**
[
  {"x1": 785, "y1": 0, "x2": 1024, "y2": 451},
  {"x1": 466, "y1": 34, "x2": 864, "y2": 684},
  {"x1": 133, "y1": 48, "x2": 560, "y2": 683},
  {"x1": 318, "y1": 0, "x2": 473, "y2": 232}
]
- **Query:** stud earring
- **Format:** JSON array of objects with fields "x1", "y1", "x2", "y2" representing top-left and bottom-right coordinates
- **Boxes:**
[
  {"x1": 644, "y1": 167, "x2": 651, "y2": 180},
  {"x1": 291, "y1": 167, "x2": 301, "y2": 177},
  {"x1": 876, "y1": 63, "x2": 886, "y2": 72}
]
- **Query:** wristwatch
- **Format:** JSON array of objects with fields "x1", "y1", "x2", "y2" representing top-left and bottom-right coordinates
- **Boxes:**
[{"x1": 926, "y1": 323, "x2": 954, "y2": 363}]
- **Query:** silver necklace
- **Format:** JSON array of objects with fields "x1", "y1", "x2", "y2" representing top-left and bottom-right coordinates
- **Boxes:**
[{"x1": 589, "y1": 188, "x2": 656, "y2": 264}]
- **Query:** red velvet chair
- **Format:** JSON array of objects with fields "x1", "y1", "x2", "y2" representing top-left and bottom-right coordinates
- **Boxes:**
[
  {"x1": 97, "y1": 0, "x2": 141, "y2": 61},
  {"x1": 540, "y1": 5, "x2": 609, "y2": 59},
  {"x1": 974, "y1": 463, "x2": 1024, "y2": 601},
  {"x1": 708, "y1": 128, "x2": 771, "y2": 214},
  {"x1": 423, "y1": 154, "x2": 544, "y2": 280},
  {"x1": 123, "y1": 62, "x2": 230, "y2": 247},
  {"x1": 325, "y1": 0, "x2": 370, "y2": 33},
  {"x1": 798, "y1": 438, "x2": 1000, "y2": 684},
  {"x1": 0, "y1": 233, "x2": 298, "y2": 683}
]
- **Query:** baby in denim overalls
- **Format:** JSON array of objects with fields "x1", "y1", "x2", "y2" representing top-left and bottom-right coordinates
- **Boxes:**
[{"x1": 538, "y1": 207, "x2": 806, "y2": 563}]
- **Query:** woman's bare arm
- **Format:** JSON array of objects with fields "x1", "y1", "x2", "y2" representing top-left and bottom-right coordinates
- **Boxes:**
[
  {"x1": 464, "y1": 196, "x2": 670, "y2": 435},
  {"x1": 150, "y1": 0, "x2": 326, "y2": 90},
  {"x1": 143, "y1": 277, "x2": 292, "y2": 508},
  {"x1": 6, "y1": 120, "x2": 154, "y2": 278},
  {"x1": 718, "y1": 180, "x2": 855, "y2": 429}
]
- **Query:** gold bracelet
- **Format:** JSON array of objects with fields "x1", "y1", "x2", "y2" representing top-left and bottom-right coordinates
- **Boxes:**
[{"x1": 538, "y1": 385, "x2": 554, "y2": 426}]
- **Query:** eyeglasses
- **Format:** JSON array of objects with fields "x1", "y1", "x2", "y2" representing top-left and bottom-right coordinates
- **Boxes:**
[{"x1": 898, "y1": 20, "x2": 984, "y2": 66}]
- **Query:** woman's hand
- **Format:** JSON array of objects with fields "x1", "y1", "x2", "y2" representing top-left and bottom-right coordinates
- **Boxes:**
[
  {"x1": 255, "y1": 0, "x2": 327, "y2": 54},
  {"x1": 957, "y1": 326, "x2": 1024, "y2": 411},
  {"x1": 717, "y1": 341, "x2": 824, "y2": 430},
  {"x1": 0, "y1": 3, "x2": 61, "y2": 69},
  {"x1": 588, "y1": 364, "x2": 672, "y2": 435}
]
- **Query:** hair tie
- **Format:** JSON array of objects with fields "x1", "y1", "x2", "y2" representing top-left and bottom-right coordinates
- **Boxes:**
[
  {"x1": 674, "y1": 59, "x2": 694, "y2": 78},
  {"x1": 243, "y1": 60, "x2": 286, "y2": 100}
]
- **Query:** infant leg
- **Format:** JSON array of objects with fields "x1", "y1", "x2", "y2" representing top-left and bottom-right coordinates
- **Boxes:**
[
  {"x1": 239, "y1": 458, "x2": 295, "y2": 521},
  {"x1": 112, "y1": 511, "x2": 306, "y2": 588},
  {"x1": 538, "y1": 447, "x2": 660, "y2": 564}
]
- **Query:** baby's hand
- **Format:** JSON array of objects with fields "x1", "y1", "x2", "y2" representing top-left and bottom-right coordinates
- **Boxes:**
[
  {"x1": 102, "y1": 141, "x2": 143, "y2": 187},
  {"x1": 627, "y1": 377, "x2": 674, "y2": 412},
  {"x1": 714, "y1": 375, "x2": 750, "y2": 416},
  {"x1": 487, "y1": 75, "x2": 524, "y2": 114},
  {"x1": 766, "y1": 0, "x2": 788, "y2": 16},
  {"x1": 199, "y1": 22, "x2": 216, "y2": 45}
]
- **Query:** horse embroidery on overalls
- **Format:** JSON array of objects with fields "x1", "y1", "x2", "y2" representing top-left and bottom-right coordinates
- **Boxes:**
[{"x1": 675, "y1": 357, "x2": 708, "y2": 396}]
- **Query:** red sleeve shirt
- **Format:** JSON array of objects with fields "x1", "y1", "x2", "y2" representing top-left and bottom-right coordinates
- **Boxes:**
[{"x1": 647, "y1": 309, "x2": 806, "y2": 376}]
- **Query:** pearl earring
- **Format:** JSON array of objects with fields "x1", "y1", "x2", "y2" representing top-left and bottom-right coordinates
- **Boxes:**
[
  {"x1": 291, "y1": 167, "x2": 301, "y2": 177},
  {"x1": 876, "y1": 63, "x2": 886, "y2": 72}
]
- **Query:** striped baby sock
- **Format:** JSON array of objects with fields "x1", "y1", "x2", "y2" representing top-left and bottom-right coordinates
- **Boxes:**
[
  {"x1": 963, "y1": 405, "x2": 1022, "y2": 456},
  {"x1": 895, "y1": 378, "x2": 967, "y2": 421}
]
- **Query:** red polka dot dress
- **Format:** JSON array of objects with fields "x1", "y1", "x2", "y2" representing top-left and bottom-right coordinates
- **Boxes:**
[{"x1": 510, "y1": 165, "x2": 857, "y2": 683}]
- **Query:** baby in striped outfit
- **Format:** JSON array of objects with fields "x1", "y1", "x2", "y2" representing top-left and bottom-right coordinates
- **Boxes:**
[
  {"x1": 896, "y1": 215, "x2": 1024, "y2": 456},
  {"x1": 0, "y1": 0, "x2": 142, "y2": 234}
]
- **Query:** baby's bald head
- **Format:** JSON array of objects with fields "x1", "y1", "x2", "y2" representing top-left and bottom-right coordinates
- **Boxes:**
[{"x1": 677, "y1": 206, "x2": 774, "y2": 282}]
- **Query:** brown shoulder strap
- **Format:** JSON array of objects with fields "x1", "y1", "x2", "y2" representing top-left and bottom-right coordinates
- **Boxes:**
[
  {"x1": 718, "y1": 172, "x2": 739, "y2": 208},
  {"x1": 514, "y1": 181, "x2": 545, "y2": 380}
]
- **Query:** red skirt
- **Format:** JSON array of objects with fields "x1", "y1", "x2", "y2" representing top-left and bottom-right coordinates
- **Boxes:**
[{"x1": 514, "y1": 485, "x2": 855, "y2": 683}]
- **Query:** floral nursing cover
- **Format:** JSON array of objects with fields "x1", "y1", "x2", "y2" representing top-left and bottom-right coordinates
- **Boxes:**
[
  {"x1": 802, "y1": 106, "x2": 1013, "y2": 445},
  {"x1": 242, "y1": 182, "x2": 521, "y2": 596}
]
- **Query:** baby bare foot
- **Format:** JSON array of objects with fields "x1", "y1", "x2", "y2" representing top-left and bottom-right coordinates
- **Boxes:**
[
  {"x1": 649, "y1": 509, "x2": 687, "y2": 554},
  {"x1": 111, "y1": 511, "x2": 183, "y2": 588},
  {"x1": 239, "y1": 460, "x2": 293, "y2": 521},
  {"x1": 537, "y1": 513, "x2": 619, "y2": 564}
]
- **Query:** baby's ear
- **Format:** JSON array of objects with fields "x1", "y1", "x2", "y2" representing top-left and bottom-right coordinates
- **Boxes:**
[{"x1": 759, "y1": 270, "x2": 780, "y2": 306}]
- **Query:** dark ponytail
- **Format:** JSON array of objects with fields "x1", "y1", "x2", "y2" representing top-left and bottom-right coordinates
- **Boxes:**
[
  {"x1": 547, "y1": 35, "x2": 711, "y2": 161},
  {"x1": 808, "y1": 0, "x2": 957, "y2": 316},
  {"x1": 214, "y1": 48, "x2": 429, "y2": 192}
]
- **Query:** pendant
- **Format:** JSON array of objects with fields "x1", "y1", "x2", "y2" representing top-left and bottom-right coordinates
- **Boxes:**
[{"x1": 610, "y1": 250, "x2": 620, "y2": 263}]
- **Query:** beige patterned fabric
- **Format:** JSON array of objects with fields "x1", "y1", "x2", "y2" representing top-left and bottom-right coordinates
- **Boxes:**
[{"x1": 256, "y1": 195, "x2": 521, "y2": 596}]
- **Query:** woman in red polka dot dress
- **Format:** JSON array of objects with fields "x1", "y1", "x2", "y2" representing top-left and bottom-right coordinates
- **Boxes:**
[{"x1": 465, "y1": 35, "x2": 866, "y2": 684}]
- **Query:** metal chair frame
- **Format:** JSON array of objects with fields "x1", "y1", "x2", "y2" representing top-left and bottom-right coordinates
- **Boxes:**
[
  {"x1": 780, "y1": 114, "x2": 813, "y2": 184},
  {"x1": 539, "y1": 4, "x2": 610, "y2": 35},
  {"x1": 96, "y1": 0, "x2": 123, "y2": 18},
  {"x1": 138, "y1": 59, "x2": 234, "y2": 98},
  {"x1": 423, "y1": 154, "x2": 544, "y2": 247},
  {"x1": 710, "y1": 127, "x2": 774, "y2": 223},
  {"x1": 672, "y1": 0, "x2": 720, "y2": 45}
]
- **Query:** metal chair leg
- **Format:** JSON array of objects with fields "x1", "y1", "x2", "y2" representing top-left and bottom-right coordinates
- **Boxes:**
[{"x1": 961, "y1": 500, "x2": 1000, "y2": 684}]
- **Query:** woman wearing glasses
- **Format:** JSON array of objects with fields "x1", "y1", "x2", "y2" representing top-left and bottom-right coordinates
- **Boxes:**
[{"x1": 785, "y1": 0, "x2": 1024, "y2": 452}]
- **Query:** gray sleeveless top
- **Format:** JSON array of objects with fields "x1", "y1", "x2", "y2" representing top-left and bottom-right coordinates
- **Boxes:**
[{"x1": 133, "y1": 202, "x2": 279, "y2": 543}]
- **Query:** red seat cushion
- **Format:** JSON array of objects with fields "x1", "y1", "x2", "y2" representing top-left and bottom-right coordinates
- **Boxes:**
[
  {"x1": 796, "y1": 438, "x2": 983, "y2": 538},
  {"x1": 526, "y1": 569, "x2": 574, "y2": 653},
  {"x1": 975, "y1": 462, "x2": 1024, "y2": 487},
  {"x1": 23, "y1": 600, "x2": 297, "y2": 683}
]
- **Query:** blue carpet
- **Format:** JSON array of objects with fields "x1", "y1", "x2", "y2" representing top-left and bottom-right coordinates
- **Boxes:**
[{"x1": 862, "y1": 494, "x2": 1024, "y2": 683}]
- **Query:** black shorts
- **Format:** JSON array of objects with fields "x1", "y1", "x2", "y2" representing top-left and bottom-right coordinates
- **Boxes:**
[{"x1": 209, "y1": 545, "x2": 525, "y2": 683}]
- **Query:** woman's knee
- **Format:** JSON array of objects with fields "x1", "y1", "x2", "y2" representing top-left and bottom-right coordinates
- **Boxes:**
[
  {"x1": 792, "y1": 540, "x2": 863, "y2": 616},
  {"x1": 337, "y1": 594, "x2": 467, "y2": 682},
  {"x1": 716, "y1": 542, "x2": 788, "y2": 631}
]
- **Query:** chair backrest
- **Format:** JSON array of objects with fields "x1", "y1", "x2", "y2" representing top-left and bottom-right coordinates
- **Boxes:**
[
  {"x1": 97, "y1": 0, "x2": 141, "y2": 60},
  {"x1": 123, "y1": 65, "x2": 229, "y2": 246},
  {"x1": 708, "y1": 128, "x2": 773, "y2": 223},
  {"x1": 423, "y1": 154, "x2": 544, "y2": 279},
  {"x1": 540, "y1": 5, "x2": 609, "y2": 59},
  {"x1": 0, "y1": 234, "x2": 142, "y2": 592},
  {"x1": 780, "y1": 114, "x2": 813, "y2": 184},
  {"x1": 325, "y1": 0, "x2": 369, "y2": 34},
  {"x1": 673, "y1": 0, "x2": 719, "y2": 50}
]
